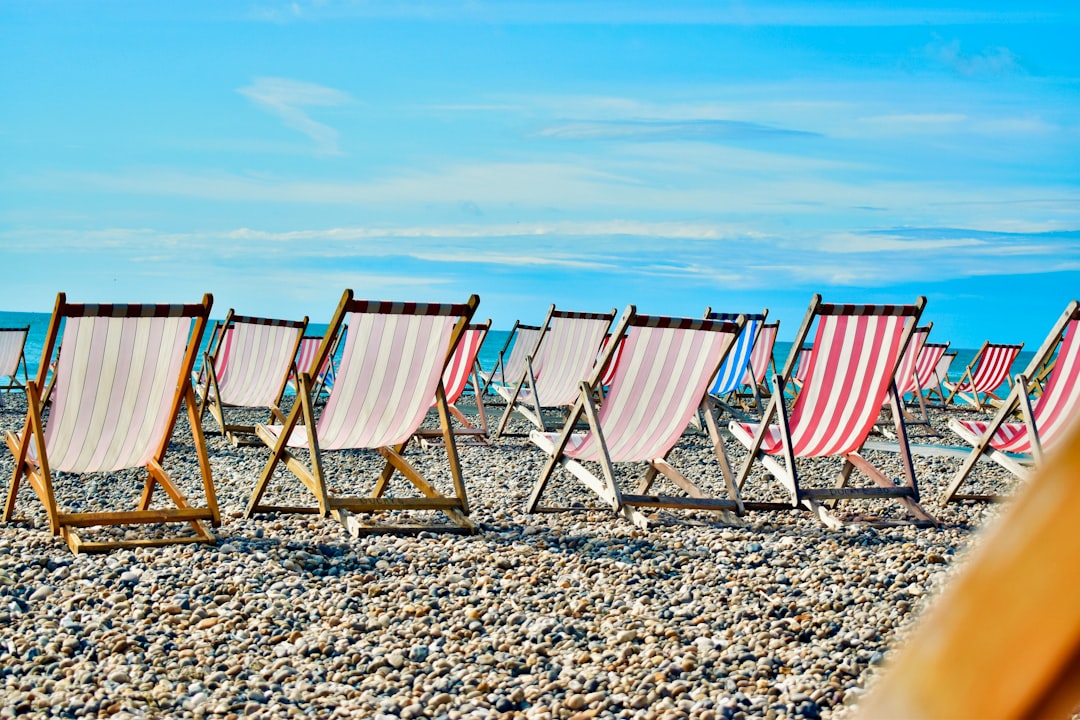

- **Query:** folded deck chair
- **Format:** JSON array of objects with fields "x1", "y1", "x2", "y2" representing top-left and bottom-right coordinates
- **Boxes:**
[
  {"x1": 943, "y1": 300, "x2": 1080, "y2": 504},
  {"x1": 479, "y1": 320, "x2": 543, "y2": 395},
  {"x1": 245, "y1": 291, "x2": 480, "y2": 535},
  {"x1": 416, "y1": 320, "x2": 492, "y2": 446},
  {"x1": 737, "y1": 320, "x2": 780, "y2": 411},
  {"x1": 196, "y1": 311, "x2": 308, "y2": 445},
  {"x1": 0, "y1": 326, "x2": 30, "y2": 400},
  {"x1": 3, "y1": 293, "x2": 219, "y2": 553},
  {"x1": 704, "y1": 309, "x2": 766, "y2": 420},
  {"x1": 493, "y1": 306, "x2": 617, "y2": 438},
  {"x1": 923, "y1": 349, "x2": 957, "y2": 407},
  {"x1": 290, "y1": 333, "x2": 339, "y2": 401},
  {"x1": 942, "y1": 340, "x2": 1024, "y2": 411},
  {"x1": 729, "y1": 295, "x2": 938, "y2": 529},
  {"x1": 527, "y1": 307, "x2": 746, "y2": 529}
]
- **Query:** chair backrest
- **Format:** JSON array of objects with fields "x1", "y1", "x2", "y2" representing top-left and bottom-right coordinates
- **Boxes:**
[
  {"x1": 707, "y1": 311, "x2": 765, "y2": 396},
  {"x1": 793, "y1": 346, "x2": 814, "y2": 385},
  {"x1": 786, "y1": 300, "x2": 922, "y2": 457},
  {"x1": 568, "y1": 312, "x2": 742, "y2": 463},
  {"x1": 212, "y1": 314, "x2": 306, "y2": 407},
  {"x1": 913, "y1": 341, "x2": 950, "y2": 391},
  {"x1": 530, "y1": 308, "x2": 615, "y2": 406},
  {"x1": 499, "y1": 323, "x2": 543, "y2": 385},
  {"x1": 893, "y1": 325, "x2": 931, "y2": 396},
  {"x1": 0, "y1": 326, "x2": 29, "y2": 378},
  {"x1": 441, "y1": 321, "x2": 490, "y2": 405},
  {"x1": 933, "y1": 351, "x2": 957, "y2": 386},
  {"x1": 40, "y1": 296, "x2": 212, "y2": 474},
  {"x1": 956, "y1": 342, "x2": 1024, "y2": 393},
  {"x1": 742, "y1": 321, "x2": 779, "y2": 386},
  {"x1": 315, "y1": 297, "x2": 476, "y2": 451}
]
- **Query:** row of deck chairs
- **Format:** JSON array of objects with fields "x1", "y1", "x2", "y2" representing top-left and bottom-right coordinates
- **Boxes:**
[{"x1": 1, "y1": 292, "x2": 1077, "y2": 552}]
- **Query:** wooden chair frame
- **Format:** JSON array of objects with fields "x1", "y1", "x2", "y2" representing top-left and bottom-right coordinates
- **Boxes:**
[
  {"x1": 289, "y1": 332, "x2": 342, "y2": 402},
  {"x1": 943, "y1": 339, "x2": 1025, "y2": 411},
  {"x1": 479, "y1": 319, "x2": 543, "y2": 395},
  {"x1": 0, "y1": 325, "x2": 30, "y2": 397}
]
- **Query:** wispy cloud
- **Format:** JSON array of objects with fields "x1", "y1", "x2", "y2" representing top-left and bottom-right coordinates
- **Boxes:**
[
  {"x1": 922, "y1": 38, "x2": 1024, "y2": 77},
  {"x1": 237, "y1": 77, "x2": 353, "y2": 155},
  {"x1": 538, "y1": 119, "x2": 819, "y2": 142}
]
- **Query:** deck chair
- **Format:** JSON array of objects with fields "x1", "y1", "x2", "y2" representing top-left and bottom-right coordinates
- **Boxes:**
[
  {"x1": 527, "y1": 307, "x2": 746, "y2": 529},
  {"x1": 735, "y1": 320, "x2": 779, "y2": 412},
  {"x1": 881, "y1": 324, "x2": 933, "y2": 432},
  {"x1": 290, "y1": 333, "x2": 339, "y2": 401},
  {"x1": 196, "y1": 311, "x2": 308, "y2": 445},
  {"x1": 479, "y1": 320, "x2": 543, "y2": 395},
  {"x1": 3, "y1": 293, "x2": 219, "y2": 553},
  {"x1": 943, "y1": 340, "x2": 1024, "y2": 411},
  {"x1": 598, "y1": 333, "x2": 626, "y2": 388},
  {"x1": 902, "y1": 336, "x2": 950, "y2": 428},
  {"x1": 0, "y1": 326, "x2": 30, "y2": 399},
  {"x1": 415, "y1": 320, "x2": 492, "y2": 446},
  {"x1": 729, "y1": 295, "x2": 938, "y2": 529},
  {"x1": 923, "y1": 349, "x2": 957, "y2": 407},
  {"x1": 493, "y1": 306, "x2": 617, "y2": 438},
  {"x1": 245, "y1": 291, "x2": 480, "y2": 535},
  {"x1": 943, "y1": 300, "x2": 1080, "y2": 504},
  {"x1": 783, "y1": 345, "x2": 814, "y2": 398},
  {"x1": 704, "y1": 309, "x2": 766, "y2": 419}
]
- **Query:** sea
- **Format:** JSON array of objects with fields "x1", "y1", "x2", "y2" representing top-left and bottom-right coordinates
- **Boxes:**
[{"x1": 0, "y1": 311, "x2": 1032, "y2": 397}]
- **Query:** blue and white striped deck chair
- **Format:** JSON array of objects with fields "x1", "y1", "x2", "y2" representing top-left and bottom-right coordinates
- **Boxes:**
[{"x1": 704, "y1": 309, "x2": 766, "y2": 421}]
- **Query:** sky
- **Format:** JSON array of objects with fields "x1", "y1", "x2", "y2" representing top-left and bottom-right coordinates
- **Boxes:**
[{"x1": 1, "y1": 0, "x2": 1078, "y2": 348}]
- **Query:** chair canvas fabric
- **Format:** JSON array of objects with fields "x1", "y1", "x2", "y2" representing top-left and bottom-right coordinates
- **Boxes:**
[
  {"x1": 737, "y1": 320, "x2": 779, "y2": 410},
  {"x1": 944, "y1": 301, "x2": 1080, "y2": 503},
  {"x1": 245, "y1": 291, "x2": 479, "y2": 534},
  {"x1": 526, "y1": 308, "x2": 745, "y2": 529},
  {"x1": 924, "y1": 351, "x2": 957, "y2": 406},
  {"x1": 598, "y1": 334, "x2": 625, "y2": 387},
  {"x1": 707, "y1": 311, "x2": 765, "y2": 398},
  {"x1": 728, "y1": 295, "x2": 937, "y2": 528},
  {"x1": 0, "y1": 326, "x2": 30, "y2": 394},
  {"x1": 416, "y1": 321, "x2": 492, "y2": 444},
  {"x1": 911, "y1": 342, "x2": 950, "y2": 398},
  {"x1": 3, "y1": 294, "x2": 219, "y2": 553},
  {"x1": 479, "y1": 322, "x2": 543, "y2": 393},
  {"x1": 944, "y1": 341, "x2": 1024, "y2": 410},
  {"x1": 290, "y1": 334, "x2": 337, "y2": 398}
]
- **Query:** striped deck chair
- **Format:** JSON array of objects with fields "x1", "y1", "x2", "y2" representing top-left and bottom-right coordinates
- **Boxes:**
[
  {"x1": 3, "y1": 293, "x2": 219, "y2": 553},
  {"x1": 598, "y1": 333, "x2": 626, "y2": 388},
  {"x1": 923, "y1": 350, "x2": 957, "y2": 407},
  {"x1": 943, "y1": 340, "x2": 1024, "y2": 411},
  {"x1": 737, "y1": 320, "x2": 780, "y2": 411},
  {"x1": 245, "y1": 291, "x2": 480, "y2": 535},
  {"x1": 289, "y1": 334, "x2": 339, "y2": 401},
  {"x1": 729, "y1": 295, "x2": 938, "y2": 529},
  {"x1": 0, "y1": 326, "x2": 30, "y2": 399},
  {"x1": 479, "y1": 320, "x2": 543, "y2": 395},
  {"x1": 882, "y1": 324, "x2": 933, "y2": 431},
  {"x1": 416, "y1": 320, "x2": 492, "y2": 446},
  {"x1": 784, "y1": 345, "x2": 815, "y2": 398},
  {"x1": 901, "y1": 335, "x2": 950, "y2": 428},
  {"x1": 704, "y1": 309, "x2": 766, "y2": 420},
  {"x1": 943, "y1": 300, "x2": 1080, "y2": 504},
  {"x1": 196, "y1": 311, "x2": 308, "y2": 445},
  {"x1": 493, "y1": 306, "x2": 617, "y2": 438},
  {"x1": 527, "y1": 307, "x2": 746, "y2": 529}
]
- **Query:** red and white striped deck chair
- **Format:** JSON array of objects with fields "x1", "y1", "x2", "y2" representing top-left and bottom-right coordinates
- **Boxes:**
[
  {"x1": 526, "y1": 307, "x2": 746, "y2": 529},
  {"x1": 289, "y1": 334, "x2": 339, "y2": 401},
  {"x1": 737, "y1": 320, "x2": 779, "y2": 411},
  {"x1": 2, "y1": 293, "x2": 219, "y2": 553},
  {"x1": 729, "y1": 295, "x2": 938, "y2": 528},
  {"x1": 598, "y1": 333, "x2": 626, "y2": 388},
  {"x1": 784, "y1": 345, "x2": 815, "y2": 398},
  {"x1": 944, "y1": 300, "x2": 1080, "y2": 504},
  {"x1": 493, "y1": 306, "x2": 617, "y2": 438},
  {"x1": 196, "y1": 311, "x2": 308, "y2": 445},
  {"x1": 0, "y1": 326, "x2": 30, "y2": 399},
  {"x1": 923, "y1": 349, "x2": 957, "y2": 406},
  {"x1": 943, "y1": 340, "x2": 1024, "y2": 411},
  {"x1": 882, "y1": 323, "x2": 934, "y2": 430},
  {"x1": 245, "y1": 291, "x2": 480, "y2": 535},
  {"x1": 479, "y1": 320, "x2": 543, "y2": 395},
  {"x1": 901, "y1": 335, "x2": 950, "y2": 427},
  {"x1": 416, "y1": 320, "x2": 492, "y2": 446}
]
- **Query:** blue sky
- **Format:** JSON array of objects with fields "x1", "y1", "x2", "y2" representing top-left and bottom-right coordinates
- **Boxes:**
[{"x1": 2, "y1": 1, "x2": 1078, "y2": 347}]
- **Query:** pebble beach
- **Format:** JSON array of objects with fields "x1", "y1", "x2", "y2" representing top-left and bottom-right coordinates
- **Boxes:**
[{"x1": 0, "y1": 394, "x2": 1018, "y2": 719}]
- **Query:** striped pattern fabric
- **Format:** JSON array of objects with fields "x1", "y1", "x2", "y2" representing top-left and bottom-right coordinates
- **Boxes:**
[
  {"x1": 491, "y1": 325, "x2": 543, "y2": 387},
  {"x1": 440, "y1": 325, "x2": 488, "y2": 405},
  {"x1": 893, "y1": 326, "x2": 930, "y2": 396},
  {"x1": 933, "y1": 352, "x2": 956, "y2": 387},
  {"x1": 36, "y1": 313, "x2": 193, "y2": 473},
  {"x1": 271, "y1": 310, "x2": 458, "y2": 451},
  {"x1": 952, "y1": 343, "x2": 1023, "y2": 394},
  {"x1": 213, "y1": 318, "x2": 304, "y2": 407},
  {"x1": 509, "y1": 312, "x2": 612, "y2": 406},
  {"x1": 793, "y1": 346, "x2": 814, "y2": 386},
  {"x1": 742, "y1": 322, "x2": 778, "y2": 386},
  {"x1": 735, "y1": 312, "x2": 910, "y2": 457},
  {"x1": 598, "y1": 334, "x2": 625, "y2": 387},
  {"x1": 292, "y1": 335, "x2": 334, "y2": 383},
  {"x1": 956, "y1": 319, "x2": 1080, "y2": 454},
  {"x1": 536, "y1": 317, "x2": 738, "y2": 463},
  {"x1": 0, "y1": 328, "x2": 28, "y2": 377},
  {"x1": 911, "y1": 342, "x2": 949, "y2": 395},
  {"x1": 708, "y1": 312, "x2": 762, "y2": 396}
]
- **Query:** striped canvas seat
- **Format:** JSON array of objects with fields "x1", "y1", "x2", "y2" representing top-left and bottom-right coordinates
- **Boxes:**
[
  {"x1": 706, "y1": 311, "x2": 765, "y2": 399},
  {"x1": 479, "y1": 321, "x2": 543, "y2": 393},
  {"x1": 944, "y1": 301, "x2": 1080, "y2": 503},
  {"x1": 246, "y1": 291, "x2": 480, "y2": 535},
  {"x1": 880, "y1": 324, "x2": 938, "y2": 430},
  {"x1": 598, "y1": 333, "x2": 625, "y2": 388},
  {"x1": 0, "y1": 326, "x2": 30, "y2": 397},
  {"x1": 729, "y1": 295, "x2": 937, "y2": 528},
  {"x1": 289, "y1": 334, "x2": 338, "y2": 399},
  {"x1": 494, "y1": 306, "x2": 616, "y2": 437},
  {"x1": 527, "y1": 308, "x2": 745, "y2": 529},
  {"x1": 196, "y1": 312, "x2": 307, "y2": 445},
  {"x1": 416, "y1": 321, "x2": 492, "y2": 444},
  {"x1": 944, "y1": 341, "x2": 1024, "y2": 411},
  {"x1": 3, "y1": 294, "x2": 219, "y2": 553},
  {"x1": 735, "y1": 320, "x2": 779, "y2": 411},
  {"x1": 911, "y1": 341, "x2": 949, "y2": 398}
]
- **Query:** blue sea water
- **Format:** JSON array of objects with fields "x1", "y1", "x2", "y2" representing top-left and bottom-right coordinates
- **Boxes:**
[{"x1": 0, "y1": 312, "x2": 1033, "y2": 397}]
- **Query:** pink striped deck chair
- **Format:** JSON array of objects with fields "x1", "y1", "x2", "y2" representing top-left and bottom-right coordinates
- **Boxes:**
[
  {"x1": 943, "y1": 340, "x2": 1024, "y2": 411},
  {"x1": 784, "y1": 345, "x2": 815, "y2": 399},
  {"x1": 289, "y1": 333, "x2": 339, "y2": 401},
  {"x1": 737, "y1": 320, "x2": 779, "y2": 411},
  {"x1": 882, "y1": 323, "x2": 934, "y2": 430},
  {"x1": 479, "y1": 320, "x2": 543, "y2": 394},
  {"x1": 900, "y1": 333, "x2": 950, "y2": 428},
  {"x1": 245, "y1": 291, "x2": 480, "y2": 535},
  {"x1": 196, "y1": 311, "x2": 308, "y2": 445},
  {"x1": 526, "y1": 307, "x2": 745, "y2": 529},
  {"x1": 729, "y1": 295, "x2": 938, "y2": 528},
  {"x1": 0, "y1": 326, "x2": 30, "y2": 399},
  {"x1": 923, "y1": 349, "x2": 957, "y2": 406},
  {"x1": 493, "y1": 306, "x2": 617, "y2": 438},
  {"x1": 416, "y1": 320, "x2": 492, "y2": 446},
  {"x1": 3, "y1": 293, "x2": 219, "y2": 553},
  {"x1": 598, "y1": 333, "x2": 625, "y2": 388},
  {"x1": 944, "y1": 300, "x2": 1080, "y2": 504}
]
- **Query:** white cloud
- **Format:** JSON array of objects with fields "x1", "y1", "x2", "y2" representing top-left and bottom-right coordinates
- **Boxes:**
[{"x1": 237, "y1": 77, "x2": 353, "y2": 155}]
